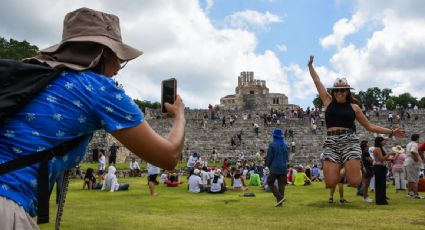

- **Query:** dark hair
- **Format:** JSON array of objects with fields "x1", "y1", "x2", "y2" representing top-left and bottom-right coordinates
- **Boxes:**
[
  {"x1": 90, "y1": 47, "x2": 116, "y2": 75},
  {"x1": 374, "y1": 136, "x2": 386, "y2": 155},
  {"x1": 212, "y1": 175, "x2": 219, "y2": 183},
  {"x1": 331, "y1": 89, "x2": 361, "y2": 106},
  {"x1": 85, "y1": 167, "x2": 94, "y2": 178},
  {"x1": 411, "y1": 134, "x2": 420, "y2": 141},
  {"x1": 374, "y1": 136, "x2": 384, "y2": 147},
  {"x1": 360, "y1": 140, "x2": 368, "y2": 151}
]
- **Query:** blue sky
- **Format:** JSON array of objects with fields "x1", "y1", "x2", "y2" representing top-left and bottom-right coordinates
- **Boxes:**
[{"x1": 1, "y1": 0, "x2": 424, "y2": 109}]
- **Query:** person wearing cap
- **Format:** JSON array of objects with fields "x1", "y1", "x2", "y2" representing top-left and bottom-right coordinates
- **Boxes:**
[
  {"x1": 391, "y1": 145, "x2": 406, "y2": 192},
  {"x1": 307, "y1": 56, "x2": 405, "y2": 191},
  {"x1": 208, "y1": 169, "x2": 226, "y2": 193},
  {"x1": 266, "y1": 128, "x2": 289, "y2": 207},
  {"x1": 372, "y1": 136, "x2": 395, "y2": 205},
  {"x1": 0, "y1": 7, "x2": 185, "y2": 228},
  {"x1": 188, "y1": 169, "x2": 206, "y2": 193}
]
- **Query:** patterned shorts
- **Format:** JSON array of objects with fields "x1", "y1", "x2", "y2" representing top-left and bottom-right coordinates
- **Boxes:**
[{"x1": 323, "y1": 133, "x2": 361, "y2": 165}]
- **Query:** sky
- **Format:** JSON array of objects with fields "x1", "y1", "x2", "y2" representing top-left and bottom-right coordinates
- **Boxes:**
[{"x1": 1, "y1": 0, "x2": 425, "y2": 109}]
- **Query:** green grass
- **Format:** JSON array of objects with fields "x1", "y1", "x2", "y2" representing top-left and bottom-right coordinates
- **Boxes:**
[{"x1": 39, "y1": 178, "x2": 425, "y2": 230}]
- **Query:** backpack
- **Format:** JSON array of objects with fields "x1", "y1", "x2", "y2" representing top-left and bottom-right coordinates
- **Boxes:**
[{"x1": 0, "y1": 59, "x2": 84, "y2": 227}]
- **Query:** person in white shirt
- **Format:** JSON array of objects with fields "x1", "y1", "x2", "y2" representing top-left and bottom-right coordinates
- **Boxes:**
[
  {"x1": 101, "y1": 166, "x2": 129, "y2": 192},
  {"x1": 98, "y1": 151, "x2": 106, "y2": 174},
  {"x1": 209, "y1": 169, "x2": 226, "y2": 193},
  {"x1": 188, "y1": 169, "x2": 205, "y2": 193},
  {"x1": 405, "y1": 134, "x2": 423, "y2": 199},
  {"x1": 129, "y1": 158, "x2": 141, "y2": 177},
  {"x1": 147, "y1": 163, "x2": 161, "y2": 196}
]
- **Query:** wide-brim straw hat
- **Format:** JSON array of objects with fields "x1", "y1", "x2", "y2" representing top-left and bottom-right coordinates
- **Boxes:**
[
  {"x1": 392, "y1": 145, "x2": 405, "y2": 154},
  {"x1": 328, "y1": 77, "x2": 354, "y2": 90}
]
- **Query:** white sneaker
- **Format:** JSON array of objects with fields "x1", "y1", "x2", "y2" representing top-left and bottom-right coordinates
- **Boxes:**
[
  {"x1": 364, "y1": 197, "x2": 373, "y2": 203},
  {"x1": 413, "y1": 194, "x2": 424, "y2": 199}
]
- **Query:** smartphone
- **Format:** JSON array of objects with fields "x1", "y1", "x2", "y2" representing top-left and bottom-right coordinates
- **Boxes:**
[{"x1": 161, "y1": 78, "x2": 177, "y2": 113}]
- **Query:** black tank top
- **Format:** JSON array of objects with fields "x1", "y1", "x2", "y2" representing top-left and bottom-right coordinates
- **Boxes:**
[{"x1": 325, "y1": 100, "x2": 356, "y2": 130}]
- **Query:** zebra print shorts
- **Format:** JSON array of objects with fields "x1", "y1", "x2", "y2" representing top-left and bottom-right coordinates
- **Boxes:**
[{"x1": 322, "y1": 133, "x2": 361, "y2": 165}]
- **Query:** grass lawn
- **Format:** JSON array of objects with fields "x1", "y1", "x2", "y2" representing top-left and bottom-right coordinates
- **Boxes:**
[{"x1": 39, "y1": 177, "x2": 425, "y2": 230}]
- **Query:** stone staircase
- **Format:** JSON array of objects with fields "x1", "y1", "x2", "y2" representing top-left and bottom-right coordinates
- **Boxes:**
[{"x1": 85, "y1": 108, "x2": 425, "y2": 166}]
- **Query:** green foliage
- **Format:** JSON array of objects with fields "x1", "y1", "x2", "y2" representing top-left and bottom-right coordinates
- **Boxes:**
[
  {"x1": 392, "y1": 93, "x2": 417, "y2": 109},
  {"x1": 41, "y1": 179, "x2": 425, "y2": 229},
  {"x1": 418, "y1": 97, "x2": 425, "y2": 108},
  {"x1": 313, "y1": 86, "x2": 423, "y2": 109},
  {"x1": 312, "y1": 94, "x2": 323, "y2": 108},
  {"x1": 385, "y1": 97, "x2": 396, "y2": 110},
  {"x1": 0, "y1": 37, "x2": 39, "y2": 60},
  {"x1": 133, "y1": 99, "x2": 161, "y2": 113}
]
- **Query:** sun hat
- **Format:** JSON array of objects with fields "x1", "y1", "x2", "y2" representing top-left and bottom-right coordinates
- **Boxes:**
[
  {"x1": 328, "y1": 77, "x2": 354, "y2": 89},
  {"x1": 214, "y1": 169, "x2": 221, "y2": 176},
  {"x1": 43, "y1": 7, "x2": 142, "y2": 61},
  {"x1": 391, "y1": 145, "x2": 405, "y2": 154},
  {"x1": 25, "y1": 7, "x2": 142, "y2": 70},
  {"x1": 193, "y1": 169, "x2": 201, "y2": 175}
]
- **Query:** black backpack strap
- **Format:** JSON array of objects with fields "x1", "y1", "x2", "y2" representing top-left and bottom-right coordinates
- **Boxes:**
[{"x1": 0, "y1": 136, "x2": 85, "y2": 224}]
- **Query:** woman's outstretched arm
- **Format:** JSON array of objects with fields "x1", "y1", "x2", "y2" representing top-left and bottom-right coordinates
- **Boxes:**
[{"x1": 308, "y1": 56, "x2": 332, "y2": 108}]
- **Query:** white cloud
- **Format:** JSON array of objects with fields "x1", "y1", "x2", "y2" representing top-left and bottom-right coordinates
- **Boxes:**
[
  {"x1": 276, "y1": 44, "x2": 287, "y2": 52},
  {"x1": 320, "y1": 0, "x2": 425, "y2": 101},
  {"x1": 0, "y1": 0, "x2": 289, "y2": 109},
  {"x1": 205, "y1": 0, "x2": 214, "y2": 13},
  {"x1": 224, "y1": 10, "x2": 282, "y2": 31},
  {"x1": 320, "y1": 12, "x2": 366, "y2": 49}
]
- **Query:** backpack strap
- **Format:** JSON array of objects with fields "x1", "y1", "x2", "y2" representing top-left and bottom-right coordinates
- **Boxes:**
[{"x1": 0, "y1": 135, "x2": 85, "y2": 224}]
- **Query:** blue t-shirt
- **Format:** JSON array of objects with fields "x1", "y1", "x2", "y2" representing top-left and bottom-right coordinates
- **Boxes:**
[{"x1": 0, "y1": 70, "x2": 143, "y2": 216}]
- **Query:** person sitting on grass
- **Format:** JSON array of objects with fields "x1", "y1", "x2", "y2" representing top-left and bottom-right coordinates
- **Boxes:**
[
  {"x1": 208, "y1": 169, "x2": 226, "y2": 194},
  {"x1": 188, "y1": 169, "x2": 206, "y2": 193},
  {"x1": 311, "y1": 164, "x2": 322, "y2": 182},
  {"x1": 293, "y1": 167, "x2": 312, "y2": 186},
  {"x1": 248, "y1": 170, "x2": 261, "y2": 186},
  {"x1": 101, "y1": 166, "x2": 129, "y2": 192},
  {"x1": 231, "y1": 168, "x2": 248, "y2": 191},
  {"x1": 83, "y1": 168, "x2": 96, "y2": 190},
  {"x1": 165, "y1": 169, "x2": 181, "y2": 187}
]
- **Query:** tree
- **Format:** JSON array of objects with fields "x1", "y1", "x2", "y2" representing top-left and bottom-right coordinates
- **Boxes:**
[
  {"x1": 133, "y1": 99, "x2": 161, "y2": 113},
  {"x1": 0, "y1": 37, "x2": 39, "y2": 60},
  {"x1": 418, "y1": 97, "x2": 425, "y2": 108},
  {"x1": 312, "y1": 94, "x2": 323, "y2": 109},
  {"x1": 392, "y1": 93, "x2": 417, "y2": 109}
]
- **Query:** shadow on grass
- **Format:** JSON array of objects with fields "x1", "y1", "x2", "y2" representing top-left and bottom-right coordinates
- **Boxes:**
[
  {"x1": 305, "y1": 200, "x2": 366, "y2": 210},
  {"x1": 217, "y1": 199, "x2": 241, "y2": 205}
]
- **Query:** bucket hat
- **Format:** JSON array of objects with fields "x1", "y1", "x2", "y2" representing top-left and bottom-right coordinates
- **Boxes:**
[
  {"x1": 42, "y1": 7, "x2": 142, "y2": 61},
  {"x1": 272, "y1": 128, "x2": 283, "y2": 138},
  {"x1": 25, "y1": 7, "x2": 142, "y2": 70}
]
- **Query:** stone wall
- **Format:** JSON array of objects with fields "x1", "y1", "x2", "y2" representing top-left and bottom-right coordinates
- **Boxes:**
[{"x1": 85, "y1": 108, "x2": 425, "y2": 166}]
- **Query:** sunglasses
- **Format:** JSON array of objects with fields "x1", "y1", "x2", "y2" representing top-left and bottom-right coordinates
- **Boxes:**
[{"x1": 333, "y1": 89, "x2": 348, "y2": 93}]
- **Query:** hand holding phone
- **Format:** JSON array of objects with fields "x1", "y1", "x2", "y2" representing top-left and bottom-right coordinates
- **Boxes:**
[{"x1": 161, "y1": 78, "x2": 177, "y2": 114}]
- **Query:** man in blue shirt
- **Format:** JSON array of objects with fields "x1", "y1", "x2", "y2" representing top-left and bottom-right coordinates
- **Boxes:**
[{"x1": 266, "y1": 128, "x2": 289, "y2": 207}]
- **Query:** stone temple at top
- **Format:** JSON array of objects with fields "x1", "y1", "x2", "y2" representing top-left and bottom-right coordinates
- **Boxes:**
[{"x1": 220, "y1": 71, "x2": 292, "y2": 111}]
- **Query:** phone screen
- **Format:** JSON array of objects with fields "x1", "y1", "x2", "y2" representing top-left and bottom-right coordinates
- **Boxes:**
[{"x1": 161, "y1": 78, "x2": 177, "y2": 113}]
